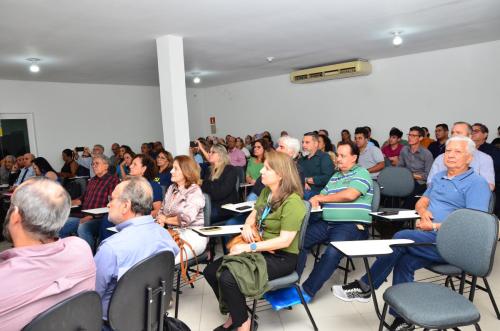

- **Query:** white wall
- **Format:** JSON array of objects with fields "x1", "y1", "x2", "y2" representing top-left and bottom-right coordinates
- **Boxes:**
[
  {"x1": 187, "y1": 40, "x2": 500, "y2": 144},
  {"x1": 0, "y1": 80, "x2": 163, "y2": 168}
]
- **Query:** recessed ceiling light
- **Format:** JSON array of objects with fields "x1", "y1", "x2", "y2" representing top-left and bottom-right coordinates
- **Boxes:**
[
  {"x1": 391, "y1": 31, "x2": 403, "y2": 46},
  {"x1": 27, "y1": 58, "x2": 41, "y2": 73},
  {"x1": 266, "y1": 56, "x2": 275, "y2": 63},
  {"x1": 193, "y1": 76, "x2": 201, "y2": 84}
]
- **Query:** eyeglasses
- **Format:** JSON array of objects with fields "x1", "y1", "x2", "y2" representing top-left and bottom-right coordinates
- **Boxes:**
[
  {"x1": 472, "y1": 129, "x2": 482, "y2": 133},
  {"x1": 91, "y1": 162, "x2": 103, "y2": 166},
  {"x1": 407, "y1": 134, "x2": 421, "y2": 138},
  {"x1": 209, "y1": 150, "x2": 217, "y2": 154}
]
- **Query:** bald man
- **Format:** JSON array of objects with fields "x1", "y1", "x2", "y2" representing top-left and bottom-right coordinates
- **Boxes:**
[{"x1": 13, "y1": 153, "x2": 35, "y2": 187}]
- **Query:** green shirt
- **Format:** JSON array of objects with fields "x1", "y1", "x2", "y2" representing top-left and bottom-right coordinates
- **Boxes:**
[
  {"x1": 320, "y1": 165, "x2": 373, "y2": 224},
  {"x1": 254, "y1": 188, "x2": 305, "y2": 254},
  {"x1": 246, "y1": 157, "x2": 264, "y2": 180}
]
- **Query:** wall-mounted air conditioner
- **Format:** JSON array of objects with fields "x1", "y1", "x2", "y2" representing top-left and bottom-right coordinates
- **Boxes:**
[{"x1": 290, "y1": 59, "x2": 371, "y2": 83}]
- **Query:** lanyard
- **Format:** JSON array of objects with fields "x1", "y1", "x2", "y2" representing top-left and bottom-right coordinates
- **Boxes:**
[{"x1": 257, "y1": 194, "x2": 272, "y2": 235}]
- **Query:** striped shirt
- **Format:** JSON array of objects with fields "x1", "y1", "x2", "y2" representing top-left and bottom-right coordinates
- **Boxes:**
[{"x1": 320, "y1": 165, "x2": 373, "y2": 224}]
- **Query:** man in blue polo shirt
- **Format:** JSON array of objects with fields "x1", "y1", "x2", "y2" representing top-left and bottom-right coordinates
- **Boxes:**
[{"x1": 333, "y1": 136, "x2": 491, "y2": 331}]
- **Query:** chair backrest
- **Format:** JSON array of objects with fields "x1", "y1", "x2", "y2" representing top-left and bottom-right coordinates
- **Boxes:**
[
  {"x1": 437, "y1": 209, "x2": 499, "y2": 278},
  {"x1": 371, "y1": 180, "x2": 381, "y2": 212},
  {"x1": 297, "y1": 200, "x2": 312, "y2": 251},
  {"x1": 108, "y1": 251, "x2": 175, "y2": 331},
  {"x1": 22, "y1": 291, "x2": 102, "y2": 331},
  {"x1": 203, "y1": 193, "x2": 212, "y2": 226},
  {"x1": 376, "y1": 167, "x2": 415, "y2": 198},
  {"x1": 488, "y1": 193, "x2": 496, "y2": 214}
]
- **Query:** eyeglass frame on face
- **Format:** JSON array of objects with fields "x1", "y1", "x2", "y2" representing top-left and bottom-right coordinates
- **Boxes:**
[
  {"x1": 91, "y1": 161, "x2": 104, "y2": 167},
  {"x1": 407, "y1": 133, "x2": 421, "y2": 138}
]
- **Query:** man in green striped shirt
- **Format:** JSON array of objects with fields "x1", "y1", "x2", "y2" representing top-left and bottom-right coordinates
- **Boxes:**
[{"x1": 297, "y1": 141, "x2": 373, "y2": 299}]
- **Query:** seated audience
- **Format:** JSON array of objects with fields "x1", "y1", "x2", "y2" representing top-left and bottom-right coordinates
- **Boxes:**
[
  {"x1": 420, "y1": 126, "x2": 435, "y2": 148},
  {"x1": 491, "y1": 125, "x2": 500, "y2": 148},
  {"x1": 245, "y1": 139, "x2": 267, "y2": 184},
  {"x1": 355, "y1": 127, "x2": 385, "y2": 179},
  {"x1": 472, "y1": 123, "x2": 499, "y2": 215},
  {"x1": 32, "y1": 157, "x2": 58, "y2": 181},
  {"x1": 75, "y1": 144, "x2": 105, "y2": 178},
  {"x1": 339, "y1": 129, "x2": 353, "y2": 144},
  {"x1": 236, "y1": 137, "x2": 251, "y2": 158},
  {"x1": 364, "y1": 126, "x2": 380, "y2": 147},
  {"x1": 0, "y1": 155, "x2": 15, "y2": 185},
  {"x1": 318, "y1": 134, "x2": 336, "y2": 165},
  {"x1": 109, "y1": 143, "x2": 121, "y2": 169},
  {"x1": 318, "y1": 129, "x2": 329, "y2": 137},
  {"x1": 333, "y1": 136, "x2": 491, "y2": 331},
  {"x1": 199, "y1": 143, "x2": 239, "y2": 223},
  {"x1": 129, "y1": 154, "x2": 163, "y2": 217},
  {"x1": 117, "y1": 147, "x2": 134, "y2": 179},
  {"x1": 94, "y1": 177, "x2": 179, "y2": 322},
  {"x1": 190, "y1": 140, "x2": 205, "y2": 165},
  {"x1": 244, "y1": 135, "x2": 254, "y2": 150},
  {"x1": 0, "y1": 178, "x2": 95, "y2": 330},
  {"x1": 156, "y1": 149, "x2": 174, "y2": 188},
  {"x1": 381, "y1": 128, "x2": 404, "y2": 166},
  {"x1": 204, "y1": 151, "x2": 306, "y2": 331},
  {"x1": 297, "y1": 141, "x2": 373, "y2": 299},
  {"x1": 141, "y1": 142, "x2": 153, "y2": 158},
  {"x1": 428, "y1": 121, "x2": 495, "y2": 190},
  {"x1": 427, "y1": 123, "x2": 449, "y2": 159},
  {"x1": 399, "y1": 126, "x2": 434, "y2": 208},
  {"x1": 298, "y1": 132, "x2": 335, "y2": 199},
  {"x1": 156, "y1": 155, "x2": 208, "y2": 264},
  {"x1": 60, "y1": 149, "x2": 79, "y2": 179},
  {"x1": 226, "y1": 136, "x2": 247, "y2": 168},
  {"x1": 13, "y1": 153, "x2": 35, "y2": 187},
  {"x1": 59, "y1": 155, "x2": 120, "y2": 250}
]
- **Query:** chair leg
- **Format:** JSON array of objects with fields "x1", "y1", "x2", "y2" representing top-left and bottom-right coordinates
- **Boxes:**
[
  {"x1": 250, "y1": 299, "x2": 257, "y2": 331},
  {"x1": 474, "y1": 323, "x2": 482, "y2": 331},
  {"x1": 186, "y1": 271, "x2": 195, "y2": 289},
  {"x1": 175, "y1": 269, "x2": 181, "y2": 318},
  {"x1": 349, "y1": 257, "x2": 356, "y2": 271},
  {"x1": 295, "y1": 285, "x2": 318, "y2": 331},
  {"x1": 378, "y1": 303, "x2": 388, "y2": 331},
  {"x1": 343, "y1": 258, "x2": 350, "y2": 285},
  {"x1": 482, "y1": 277, "x2": 500, "y2": 319},
  {"x1": 449, "y1": 276, "x2": 457, "y2": 292}
]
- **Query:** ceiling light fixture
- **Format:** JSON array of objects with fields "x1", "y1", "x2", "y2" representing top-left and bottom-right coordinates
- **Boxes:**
[
  {"x1": 266, "y1": 56, "x2": 275, "y2": 63},
  {"x1": 391, "y1": 31, "x2": 403, "y2": 47},
  {"x1": 27, "y1": 58, "x2": 41, "y2": 73},
  {"x1": 193, "y1": 76, "x2": 201, "y2": 84}
]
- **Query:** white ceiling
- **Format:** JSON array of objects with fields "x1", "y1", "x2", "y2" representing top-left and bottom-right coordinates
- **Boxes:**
[{"x1": 1, "y1": 0, "x2": 500, "y2": 87}]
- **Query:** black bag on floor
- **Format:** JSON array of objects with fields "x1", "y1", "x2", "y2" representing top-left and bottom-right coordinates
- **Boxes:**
[{"x1": 163, "y1": 313, "x2": 191, "y2": 331}]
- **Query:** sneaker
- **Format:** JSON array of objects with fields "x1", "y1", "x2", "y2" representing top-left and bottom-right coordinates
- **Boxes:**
[
  {"x1": 390, "y1": 317, "x2": 415, "y2": 331},
  {"x1": 332, "y1": 280, "x2": 371, "y2": 303}
]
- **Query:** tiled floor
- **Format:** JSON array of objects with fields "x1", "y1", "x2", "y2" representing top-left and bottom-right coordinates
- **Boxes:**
[{"x1": 169, "y1": 248, "x2": 500, "y2": 331}]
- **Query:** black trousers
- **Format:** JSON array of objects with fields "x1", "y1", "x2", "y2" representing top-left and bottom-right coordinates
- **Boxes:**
[{"x1": 204, "y1": 251, "x2": 297, "y2": 327}]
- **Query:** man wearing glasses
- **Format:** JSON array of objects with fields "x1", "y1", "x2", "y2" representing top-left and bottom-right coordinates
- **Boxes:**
[{"x1": 59, "y1": 155, "x2": 120, "y2": 251}]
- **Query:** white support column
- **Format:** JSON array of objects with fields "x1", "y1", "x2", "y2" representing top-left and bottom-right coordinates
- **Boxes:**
[{"x1": 156, "y1": 35, "x2": 190, "y2": 156}]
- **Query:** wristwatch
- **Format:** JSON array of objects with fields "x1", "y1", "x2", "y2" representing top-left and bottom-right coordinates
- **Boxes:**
[
  {"x1": 250, "y1": 242, "x2": 258, "y2": 252},
  {"x1": 432, "y1": 223, "x2": 437, "y2": 231}
]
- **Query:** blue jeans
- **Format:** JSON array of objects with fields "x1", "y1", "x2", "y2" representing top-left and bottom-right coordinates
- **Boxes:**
[
  {"x1": 77, "y1": 218, "x2": 102, "y2": 251},
  {"x1": 297, "y1": 221, "x2": 369, "y2": 297},
  {"x1": 59, "y1": 217, "x2": 80, "y2": 238},
  {"x1": 360, "y1": 230, "x2": 445, "y2": 289}
]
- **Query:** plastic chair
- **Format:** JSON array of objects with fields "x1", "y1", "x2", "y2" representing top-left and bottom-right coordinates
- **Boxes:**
[
  {"x1": 174, "y1": 193, "x2": 211, "y2": 318},
  {"x1": 22, "y1": 291, "x2": 102, "y2": 331},
  {"x1": 249, "y1": 201, "x2": 318, "y2": 331},
  {"x1": 378, "y1": 209, "x2": 499, "y2": 330},
  {"x1": 107, "y1": 251, "x2": 176, "y2": 331}
]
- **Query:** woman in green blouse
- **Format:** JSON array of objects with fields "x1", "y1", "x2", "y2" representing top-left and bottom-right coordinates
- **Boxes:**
[{"x1": 245, "y1": 139, "x2": 268, "y2": 184}]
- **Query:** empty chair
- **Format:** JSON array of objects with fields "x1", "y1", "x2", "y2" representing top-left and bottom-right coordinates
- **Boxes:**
[
  {"x1": 378, "y1": 209, "x2": 499, "y2": 330},
  {"x1": 22, "y1": 291, "x2": 102, "y2": 331}
]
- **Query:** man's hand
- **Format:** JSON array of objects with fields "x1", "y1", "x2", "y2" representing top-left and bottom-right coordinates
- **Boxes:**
[
  {"x1": 72, "y1": 199, "x2": 82, "y2": 206},
  {"x1": 413, "y1": 173, "x2": 423, "y2": 181},
  {"x1": 156, "y1": 214, "x2": 167, "y2": 226},
  {"x1": 306, "y1": 177, "x2": 314, "y2": 185},
  {"x1": 229, "y1": 243, "x2": 250, "y2": 256},
  {"x1": 82, "y1": 147, "x2": 91, "y2": 157},
  {"x1": 79, "y1": 215, "x2": 93, "y2": 224},
  {"x1": 418, "y1": 209, "x2": 434, "y2": 224},
  {"x1": 309, "y1": 195, "x2": 322, "y2": 208}
]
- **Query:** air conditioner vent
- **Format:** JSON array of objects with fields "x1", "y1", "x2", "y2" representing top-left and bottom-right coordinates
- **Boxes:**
[{"x1": 290, "y1": 60, "x2": 371, "y2": 83}]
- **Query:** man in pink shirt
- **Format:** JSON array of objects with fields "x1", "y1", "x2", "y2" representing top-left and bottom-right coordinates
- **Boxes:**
[
  {"x1": 227, "y1": 136, "x2": 246, "y2": 167},
  {"x1": 0, "y1": 178, "x2": 96, "y2": 331}
]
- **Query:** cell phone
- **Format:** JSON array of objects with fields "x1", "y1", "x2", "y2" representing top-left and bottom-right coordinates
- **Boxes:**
[
  {"x1": 236, "y1": 206, "x2": 252, "y2": 211},
  {"x1": 75, "y1": 147, "x2": 84, "y2": 152},
  {"x1": 379, "y1": 211, "x2": 399, "y2": 216},
  {"x1": 189, "y1": 141, "x2": 197, "y2": 148},
  {"x1": 200, "y1": 226, "x2": 221, "y2": 231}
]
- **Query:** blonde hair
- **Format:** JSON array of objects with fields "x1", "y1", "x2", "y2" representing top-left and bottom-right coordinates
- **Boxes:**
[
  {"x1": 210, "y1": 144, "x2": 230, "y2": 180},
  {"x1": 265, "y1": 151, "x2": 303, "y2": 209}
]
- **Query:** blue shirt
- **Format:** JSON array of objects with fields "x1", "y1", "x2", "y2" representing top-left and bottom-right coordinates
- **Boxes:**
[
  {"x1": 149, "y1": 179, "x2": 163, "y2": 202},
  {"x1": 424, "y1": 168, "x2": 490, "y2": 222},
  {"x1": 14, "y1": 166, "x2": 35, "y2": 186},
  {"x1": 94, "y1": 215, "x2": 179, "y2": 319},
  {"x1": 157, "y1": 172, "x2": 172, "y2": 187}
]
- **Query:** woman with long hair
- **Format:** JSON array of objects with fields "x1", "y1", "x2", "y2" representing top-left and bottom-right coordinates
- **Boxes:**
[
  {"x1": 245, "y1": 139, "x2": 268, "y2": 184},
  {"x1": 60, "y1": 149, "x2": 78, "y2": 179},
  {"x1": 33, "y1": 157, "x2": 58, "y2": 181},
  {"x1": 198, "y1": 143, "x2": 239, "y2": 223},
  {"x1": 204, "y1": 151, "x2": 306, "y2": 331},
  {"x1": 318, "y1": 134, "x2": 337, "y2": 166},
  {"x1": 129, "y1": 154, "x2": 162, "y2": 217},
  {"x1": 156, "y1": 149, "x2": 174, "y2": 188},
  {"x1": 117, "y1": 148, "x2": 135, "y2": 180},
  {"x1": 156, "y1": 155, "x2": 208, "y2": 263}
]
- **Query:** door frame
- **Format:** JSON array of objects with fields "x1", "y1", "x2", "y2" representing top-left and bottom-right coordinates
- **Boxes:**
[{"x1": 0, "y1": 113, "x2": 38, "y2": 156}]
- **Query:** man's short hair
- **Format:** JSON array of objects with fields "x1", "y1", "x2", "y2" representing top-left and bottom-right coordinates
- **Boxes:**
[
  {"x1": 409, "y1": 126, "x2": 425, "y2": 137},
  {"x1": 93, "y1": 154, "x2": 110, "y2": 169},
  {"x1": 354, "y1": 127, "x2": 369, "y2": 138},
  {"x1": 473, "y1": 123, "x2": 489, "y2": 134},
  {"x1": 94, "y1": 144, "x2": 105, "y2": 151},
  {"x1": 436, "y1": 123, "x2": 449, "y2": 131},
  {"x1": 389, "y1": 127, "x2": 403, "y2": 138},
  {"x1": 119, "y1": 177, "x2": 153, "y2": 216},
  {"x1": 278, "y1": 136, "x2": 301, "y2": 158},
  {"x1": 303, "y1": 132, "x2": 319, "y2": 141},
  {"x1": 6, "y1": 178, "x2": 71, "y2": 240},
  {"x1": 338, "y1": 141, "x2": 360, "y2": 163},
  {"x1": 453, "y1": 121, "x2": 473, "y2": 135},
  {"x1": 446, "y1": 136, "x2": 476, "y2": 156}
]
